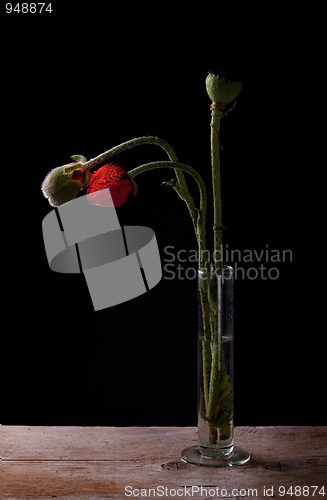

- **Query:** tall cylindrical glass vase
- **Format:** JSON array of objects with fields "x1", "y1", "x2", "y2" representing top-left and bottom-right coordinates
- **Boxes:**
[{"x1": 182, "y1": 266, "x2": 250, "y2": 466}]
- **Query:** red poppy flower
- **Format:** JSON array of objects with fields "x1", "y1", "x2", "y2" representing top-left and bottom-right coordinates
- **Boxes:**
[{"x1": 86, "y1": 164, "x2": 134, "y2": 207}]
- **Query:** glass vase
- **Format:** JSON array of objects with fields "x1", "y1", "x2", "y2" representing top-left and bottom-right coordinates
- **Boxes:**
[{"x1": 182, "y1": 266, "x2": 250, "y2": 466}]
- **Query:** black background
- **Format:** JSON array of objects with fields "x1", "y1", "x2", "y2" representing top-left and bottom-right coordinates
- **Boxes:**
[{"x1": 1, "y1": 4, "x2": 324, "y2": 426}]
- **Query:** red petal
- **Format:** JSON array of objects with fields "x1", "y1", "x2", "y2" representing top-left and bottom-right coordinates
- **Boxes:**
[{"x1": 87, "y1": 164, "x2": 134, "y2": 207}]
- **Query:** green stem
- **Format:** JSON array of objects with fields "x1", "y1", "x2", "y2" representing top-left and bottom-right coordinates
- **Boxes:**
[
  {"x1": 199, "y1": 273, "x2": 212, "y2": 411},
  {"x1": 85, "y1": 142, "x2": 214, "y2": 437},
  {"x1": 207, "y1": 103, "x2": 234, "y2": 445},
  {"x1": 129, "y1": 161, "x2": 206, "y2": 203},
  {"x1": 83, "y1": 136, "x2": 198, "y2": 230},
  {"x1": 128, "y1": 159, "x2": 212, "y2": 415},
  {"x1": 129, "y1": 160, "x2": 207, "y2": 261},
  {"x1": 210, "y1": 104, "x2": 225, "y2": 275},
  {"x1": 83, "y1": 136, "x2": 176, "y2": 169}
]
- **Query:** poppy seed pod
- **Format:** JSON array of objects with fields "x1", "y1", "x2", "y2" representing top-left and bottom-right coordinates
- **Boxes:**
[
  {"x1": 41, "y1": 163, "x2": 91, "y2": 207},
  {"x1": 206, "y1": 70, "x2": 242, "y2": 104}
]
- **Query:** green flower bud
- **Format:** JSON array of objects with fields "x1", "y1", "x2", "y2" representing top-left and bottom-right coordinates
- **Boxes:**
[
  {"x1": 206, "y1": 70, "x2": 242, "y2": 104},
  {"x1": 41, "y1": 163, "x2": 90, "y2": 207}
]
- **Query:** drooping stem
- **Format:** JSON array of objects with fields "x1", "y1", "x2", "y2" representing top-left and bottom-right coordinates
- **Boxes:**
[
  {"x1": 83, "y1": 136, "x2": 198, "y2": 230},
  {"x1": 83, "y1": 136, "x2": 208, "y2": 284},
  {"x1": 210, "y1": 104, "x2": 225, "y2": 276},
  {"x1": 129, "y1": 160, "x2": 207, "y2": 263},
  {"x1": 85, "y1": 142, "x2": 220, "y2": 439},
  {"x1": 83, "y1": 136, "x2": 177, "y2": 170}
]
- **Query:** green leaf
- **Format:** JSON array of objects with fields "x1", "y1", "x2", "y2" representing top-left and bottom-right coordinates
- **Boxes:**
[{"x1": 71, "y1": 154, "x2": 87, "y2": 163}]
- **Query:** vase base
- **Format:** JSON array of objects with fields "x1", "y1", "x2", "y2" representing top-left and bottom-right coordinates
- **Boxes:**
[{"x1": 181, "y1": 445, "x2": 250, "y2": 467}]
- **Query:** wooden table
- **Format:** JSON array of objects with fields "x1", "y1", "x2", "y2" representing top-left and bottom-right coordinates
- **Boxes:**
[{"x1": 1, "y1": 426, "x2": 326, "y2": 499}]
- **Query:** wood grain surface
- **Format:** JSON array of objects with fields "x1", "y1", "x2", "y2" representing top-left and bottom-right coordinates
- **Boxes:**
[{"x1": 1, "y1": 426, "x2": 326, "y2": 499}]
